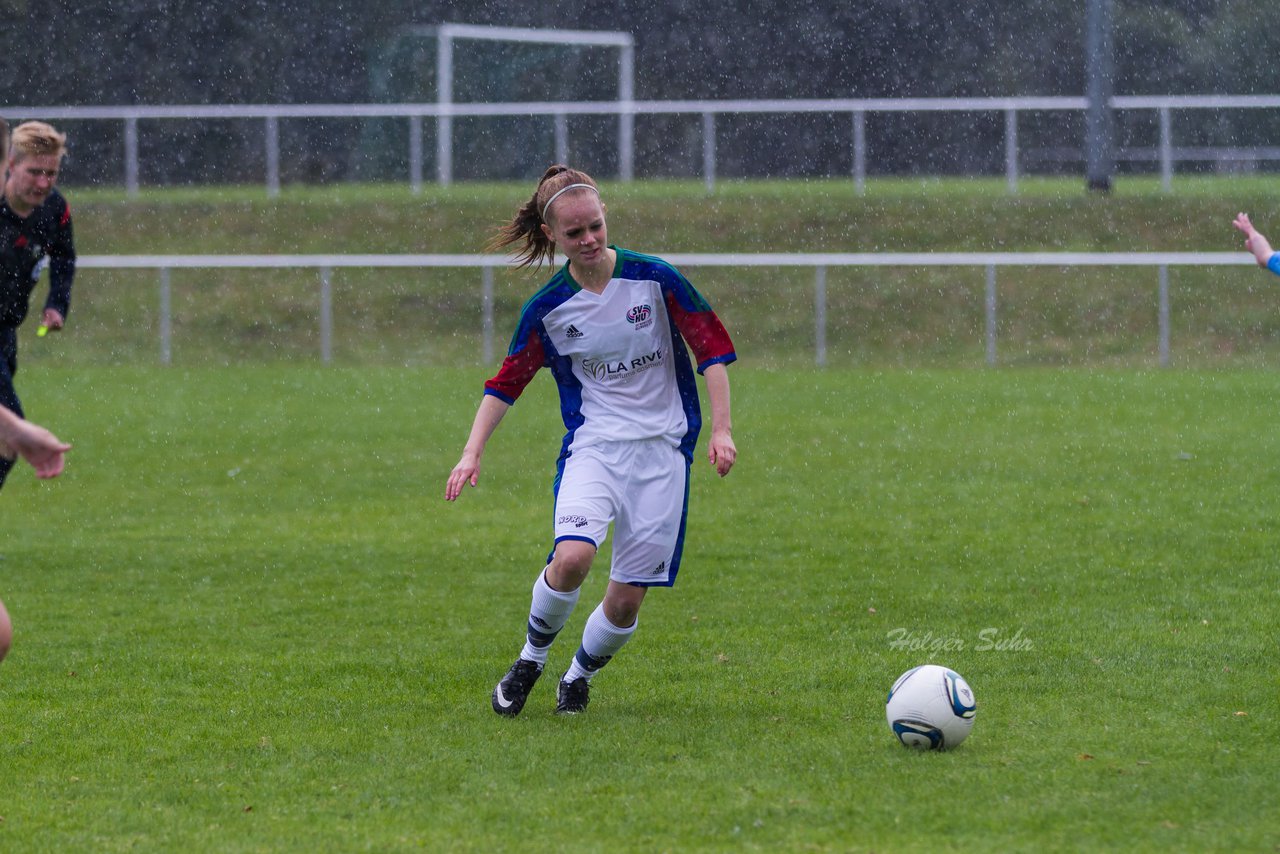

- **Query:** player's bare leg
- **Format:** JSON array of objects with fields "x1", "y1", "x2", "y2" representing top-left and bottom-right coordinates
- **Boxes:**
[{"x1": 492, "y1": 540, "x2": 596, "y2": 717}]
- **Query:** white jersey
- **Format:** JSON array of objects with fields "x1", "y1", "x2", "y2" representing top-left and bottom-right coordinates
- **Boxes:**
[{"x1": 484, "y1": 247, "x2": 736, "y2": 462}]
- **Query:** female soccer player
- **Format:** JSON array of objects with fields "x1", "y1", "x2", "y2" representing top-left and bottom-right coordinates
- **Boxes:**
[
  {"x1": 445, "y1": 165, "x2": 737, "y2": 716},
  {"x1": 1233, "y1": 212, "x2": 1280, "y2": 272}
]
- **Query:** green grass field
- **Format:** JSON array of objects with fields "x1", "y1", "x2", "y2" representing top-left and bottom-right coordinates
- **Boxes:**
[
  {"x1": 2, "y1": 365, "x2": 1277, "y2": 851},
  {"x1": 2, "y1": 179, "x2": 1279, "y2": 850}
]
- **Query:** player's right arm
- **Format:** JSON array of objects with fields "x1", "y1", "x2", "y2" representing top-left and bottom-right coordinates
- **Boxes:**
[
  {"x1": 446, "y1": 306, "x2": 548, "y2": 501},
  {"x1": 1233, "y1": 212, "x2": 1277, "y2": 269},
  {"x1": 446, "y1": 394, "x2": 511, "y2": 501}
]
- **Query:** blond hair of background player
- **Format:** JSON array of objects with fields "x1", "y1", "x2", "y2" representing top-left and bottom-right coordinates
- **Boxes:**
[{"x1": 8, "y1": 120, "x2": 66, "y2": 163}]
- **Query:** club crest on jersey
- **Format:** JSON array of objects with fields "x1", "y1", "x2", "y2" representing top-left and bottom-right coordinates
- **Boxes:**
[{"x1": 626, "y1": 304, "x2": 653, "y2": 330}]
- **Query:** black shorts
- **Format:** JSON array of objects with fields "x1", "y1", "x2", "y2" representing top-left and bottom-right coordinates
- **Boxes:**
[{"x1": 0, "y1": 326, "x2": 19, "y2": 417}]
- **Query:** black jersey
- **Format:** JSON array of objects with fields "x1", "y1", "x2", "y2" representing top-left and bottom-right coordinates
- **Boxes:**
[{"x1": 0, "y1": 188, "x2": 76, "y2": 328}]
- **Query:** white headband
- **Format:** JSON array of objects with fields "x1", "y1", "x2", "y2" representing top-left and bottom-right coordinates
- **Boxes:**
[{"x1": 540, "y1": 183, "x2": 599, "y2": 220}]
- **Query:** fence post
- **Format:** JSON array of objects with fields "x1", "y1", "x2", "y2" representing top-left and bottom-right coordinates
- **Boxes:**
[
  {"x1": 985, "y1": 264, "x2": 998, "y2": 366},
  {"x1": 124, "y1": 117, "x2": 140, "y2": 198},
  {"x1": 618, "y1": 41, "x2": 635, "y2": 181},
  {"x1": 436, "y1": 117, "x2": 453, "y2": 186},
  {"x1": 319, "y1": 266, "x2": 333, "y2": 364},
  {"x1": 265, "y1": 116, "x2": 280, "y2": 198},
  {"x1": 482, "y1": 265, "x2": 495, "y2": 364},
  {"x1": 852, "y1": 109, "x2": 867, "y2": 196},
  {"x1": 1005, "y1": 108, "x2": 1019, "y2": 194},
  {"x1": 554, "y1": 113, "x2": 569, "y2": 165},
  {"x1": 815, "y1": 265, "x2": 828, "y2": 368},
  {"x1": 436, "y1": 29, "x2": 454, "y2": 187},
  {"x1": 159, "y1": 268, "x2": 171, "y2": 366},
  {"x1": 1158, "y1": 264, "x2": 1170, "y2": 367},
  {"x1": 702, "y1": 112, "x2": 716, "y2": 194},
  {"x1": 1159, "y1": 107, "x2": 1173, "y2": 192},
  {"x1": 409, "y1": 116, "x2": 424, "y2": 195}
]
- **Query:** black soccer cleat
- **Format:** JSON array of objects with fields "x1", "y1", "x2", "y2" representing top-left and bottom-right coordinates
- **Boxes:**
[
  {"x1": 555, "y1": 675, "x2": 590, "y2": 715},
  {"x1": 491, "y1": 658, "x2": 543, "y2": 717}
]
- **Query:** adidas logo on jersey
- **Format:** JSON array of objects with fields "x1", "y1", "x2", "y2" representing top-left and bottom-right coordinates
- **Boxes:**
[{"x1": 565, "y1": 324, "x2": 584, "y2": 339}]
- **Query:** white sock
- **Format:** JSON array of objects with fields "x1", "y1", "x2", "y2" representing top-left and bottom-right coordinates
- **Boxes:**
[
  {"x1": 563, "y1": 602, "x2": 636, "y2": 683},
  {"x1": 519, "y1": 569, "x2": 579, "y2": 666}
]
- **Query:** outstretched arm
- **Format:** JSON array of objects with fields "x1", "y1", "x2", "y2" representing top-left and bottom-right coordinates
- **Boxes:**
[
  {"x1": 703, "y1": 363, "x2": 736, "y2": 477},
  {"x1": 0, "y1": 406, "x2": 71, "y2": 479},
  {"x1": 1233, "y1": 212, "x2": 1275, "y2": 267},
  {"x1": 445, "y1": 394, "x2": 511, "y2": 501}
]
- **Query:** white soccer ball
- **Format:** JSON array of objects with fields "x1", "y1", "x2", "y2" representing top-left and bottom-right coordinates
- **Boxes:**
[{"x1": 885, "y1": 664, "x2": 976, "y2": 750}]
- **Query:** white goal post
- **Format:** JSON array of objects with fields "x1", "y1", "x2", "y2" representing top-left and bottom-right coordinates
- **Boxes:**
[{"x1": 425, "y1": 23, "x2": 635, "y2": 185}]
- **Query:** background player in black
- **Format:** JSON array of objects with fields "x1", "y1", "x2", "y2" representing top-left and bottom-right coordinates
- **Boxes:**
[
  {"x1": 0, "y1": 118, "x2": 72, "y2": 664},
  {"x1": 0, "y1": 120, "x2": 75, "y2": 489}
]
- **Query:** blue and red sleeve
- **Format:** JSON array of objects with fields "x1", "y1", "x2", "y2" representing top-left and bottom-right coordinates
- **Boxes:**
[
  {"x1": 665, "y1": 290, "x2": 736, "y2": 374},
  {"x1": 483, "y1": 329, "x2": 546, "y2": 404},
  {"x1": 1268, "y1": 252, "x2": 1280, "y2": 278}
]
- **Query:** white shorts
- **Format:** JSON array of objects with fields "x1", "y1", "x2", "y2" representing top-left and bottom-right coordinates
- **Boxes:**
[{"x1": 552, "y1": 438, "x2": 691, "y2": 587}]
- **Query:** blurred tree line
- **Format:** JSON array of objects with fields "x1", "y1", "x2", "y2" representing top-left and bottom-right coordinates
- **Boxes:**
[{"x1": 1, "y1": 0, "x2": 1278, "y2": 185}]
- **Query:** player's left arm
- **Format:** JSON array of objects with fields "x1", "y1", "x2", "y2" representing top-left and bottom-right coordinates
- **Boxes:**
[
  {"x1": 663, "y1": 276, "x2": 737, "y2": 476},
  {"x1": 663, "y1": 277, "x2": 737, "y2": 372},
  {"x1": 702, "y1": 362, "x2": 735, "y2": 477},
  {"x1": 0, "y1": 405, "x2": 70, "y2": 479},
  {"x1": 42, "y1": 198, "x2": 75, "y2": 331}
]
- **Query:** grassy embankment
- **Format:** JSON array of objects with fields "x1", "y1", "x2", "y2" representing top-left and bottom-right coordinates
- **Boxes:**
[{"x1": 29, "y1": 175, "x2": 1280, "y2": 368}]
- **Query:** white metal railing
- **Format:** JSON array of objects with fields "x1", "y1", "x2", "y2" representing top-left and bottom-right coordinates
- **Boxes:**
[
  {"x1": 6, "y1": 95, "x2": 1280, "y2": 195},
  {"x1": 77, "y1": 252, "x2": 1257, "y2": 367}
]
